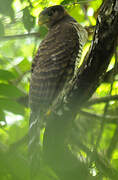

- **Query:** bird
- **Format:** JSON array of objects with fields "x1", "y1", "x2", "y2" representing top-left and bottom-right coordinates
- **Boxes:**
[{"x1": 29, "y1": 4, "x2": 87, "y2": 177}]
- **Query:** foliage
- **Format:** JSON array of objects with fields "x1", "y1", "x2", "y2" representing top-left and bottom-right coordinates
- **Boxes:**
[{"x1": 0, "y1": 0, "x2": 118, "y2": 180}]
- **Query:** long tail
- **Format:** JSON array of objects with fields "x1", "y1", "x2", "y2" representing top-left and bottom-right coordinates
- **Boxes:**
[{"x1": 29, "y1": 111, "x2": 41, "y2": 179}]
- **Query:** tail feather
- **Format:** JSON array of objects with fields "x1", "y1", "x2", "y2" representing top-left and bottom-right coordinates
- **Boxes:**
[{"x1": 29, "y1": 111, "x2": 41, "y2": 179}]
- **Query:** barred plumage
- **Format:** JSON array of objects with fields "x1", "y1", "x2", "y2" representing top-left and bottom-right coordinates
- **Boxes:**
[{"x1": 29, "y1": 5, "x2": 87, "y2": 176}]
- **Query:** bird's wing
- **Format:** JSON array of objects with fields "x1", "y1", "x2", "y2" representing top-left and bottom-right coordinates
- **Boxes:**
[{"x1": 29, "y1": 22, "x2": 80, "y2": 111}]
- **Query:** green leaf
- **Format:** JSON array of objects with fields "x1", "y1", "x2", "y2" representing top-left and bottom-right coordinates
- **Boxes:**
[
  {"x1": 0, "y1": 0, "x2": 14, "y2": 19},
  {"x1": 0, "y1": 21, "x2": 5, "y2": 36},
  {"x1": 0, "y1": 83, "x2": 25, "y2": 98},
  {"x1": 61, "y1": 0, "x2": 73, "y2": 5},
  {"x1": 23, "y1": 7, "x2": 35, "y2": 32},
  {"x1": 112, "y1": 159, "x2": 118, "y2": 170},
  {"x1": 0, "y1": 98, "x2": 25, "y2": 115},
  {"x1": 17, "y1": 58, "x2": 31, "y2": 72},
  {"x1": 8, "y1": 123, "x2": 27, "y2": 144},
  {"x1": 0, "y1": 70, "x2": 15, "y2": 81},
  {"x1": 0, "y1": 109, "x2": 5, "y2": 122}
]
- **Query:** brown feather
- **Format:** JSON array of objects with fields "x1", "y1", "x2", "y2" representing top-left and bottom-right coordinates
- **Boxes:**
[{"x1": 29, "y1": 19, "x2": 81, "y2": 111}]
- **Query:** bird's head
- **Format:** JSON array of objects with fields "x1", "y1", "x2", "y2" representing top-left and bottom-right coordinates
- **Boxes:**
[{"x1": 38, "y1": 5, "x2": 68, "y2": 28}]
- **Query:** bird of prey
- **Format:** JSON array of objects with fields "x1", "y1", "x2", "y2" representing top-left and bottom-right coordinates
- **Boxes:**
[{"x1": 29, "y1": 4, "x2": 87, "y2": 176}]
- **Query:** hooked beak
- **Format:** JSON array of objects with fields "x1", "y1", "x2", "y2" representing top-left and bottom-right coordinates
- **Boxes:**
[{"x1": 38, "y1": 14, "x2": 49, "y2": 25}]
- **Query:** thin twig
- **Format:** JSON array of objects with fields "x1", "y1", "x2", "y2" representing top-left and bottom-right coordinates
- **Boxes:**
[
  {"x1": 64, "y1": 0, "x2": 96, "y2": 6},
  {"x1": 27, "y1": 0, "x2": 33, "y2": 8}
]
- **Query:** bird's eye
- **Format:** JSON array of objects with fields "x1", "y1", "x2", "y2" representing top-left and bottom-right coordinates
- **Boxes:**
[
  {"x1": 48, "y1": 11, "x2": 53, "y2": 16},
  {"x1": 48, "y1": 9, "x2": 55, "y2": 16}
]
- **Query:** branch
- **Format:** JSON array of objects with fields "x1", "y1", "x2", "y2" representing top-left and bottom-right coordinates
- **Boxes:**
[
  {"x1": 51, "y1": 0, "x2": 118, "y2": 113},
  {"x1": 0, "y1": 32, "x2": 40, "y2": 41},
  {"x1": 66, "y1": 0, "x2": 118, "y2": 110},
  {"x1": 17, "y1": 94, "x2": 118, "y2": 109},
  {"x1": 85, "y1": 95, "x2": 118, "y2": 106},
  {"x1": 79, "y1": 110, "x2": 118, "y2": 124},
  {"x1": 103, "y1": 67, "x2": 118, "y2": 82}
]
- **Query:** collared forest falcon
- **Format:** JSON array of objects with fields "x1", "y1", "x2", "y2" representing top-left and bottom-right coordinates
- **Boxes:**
[{"x1": 29, "y1": 4, "x2": 87, "y2": 171}]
